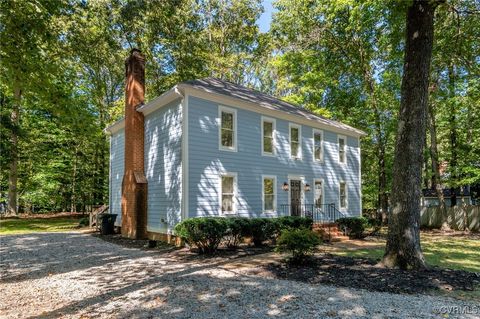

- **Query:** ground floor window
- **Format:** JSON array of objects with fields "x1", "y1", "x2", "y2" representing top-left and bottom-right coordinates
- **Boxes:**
[
  {"x1": 339, "y1": 181, "x2": 347, "y2": 209},
  {"x1": 314, "y1": 179, "x2": 323, "y2": 207},
  {"x1": 262, "y1": 175, "x2": 276, "y2": 212},
  {"x1": 221, "y1": 173, "x2": 236, "y2": 214}
]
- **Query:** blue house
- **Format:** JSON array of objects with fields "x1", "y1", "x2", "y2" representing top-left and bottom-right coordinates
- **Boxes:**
[{"x1": 107, "y1": 50, "x2": 366, "y2": 240}]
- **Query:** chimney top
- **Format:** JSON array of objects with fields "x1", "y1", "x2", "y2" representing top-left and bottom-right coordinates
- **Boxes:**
[{"x1": 130, "y1": 48, "x2": 144, "y2": 58}]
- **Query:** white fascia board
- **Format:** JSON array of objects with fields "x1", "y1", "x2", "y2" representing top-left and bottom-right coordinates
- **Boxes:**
[
  {"x1": 104, "y1": 86, "x2": 184, "y2": 134},
  {"x1": 179, "y1": 85, "x2": 367, "y2": 138},
  {"x1": 104, "y1": 119, "x2": 125, "y2": 135},
  {"x1": 137, "y1": 86, "x2": 184, "y2": 116}
]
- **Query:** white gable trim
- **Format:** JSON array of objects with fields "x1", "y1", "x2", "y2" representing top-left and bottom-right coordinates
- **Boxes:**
[{"x1": 137, "y1": 86, "x2": 184, "y2": 116}]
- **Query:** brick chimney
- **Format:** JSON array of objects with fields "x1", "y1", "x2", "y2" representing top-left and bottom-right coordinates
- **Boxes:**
[{"x1": 121, "y1": 49, "x2": 147, "y2": 239}]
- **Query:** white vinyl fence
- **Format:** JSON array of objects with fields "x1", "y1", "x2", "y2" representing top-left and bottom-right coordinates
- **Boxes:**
[{"x1": 420, "y1": 205, "x2": 480, "y2": 231}]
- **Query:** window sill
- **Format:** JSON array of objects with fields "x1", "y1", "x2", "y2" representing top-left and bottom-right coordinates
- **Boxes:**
[
  {"x1": 219, "y1": 147, "x2": 237, "y2": 152},
  {"x1": 262, "y1": 152, "x2": 276, "y2": 157}
]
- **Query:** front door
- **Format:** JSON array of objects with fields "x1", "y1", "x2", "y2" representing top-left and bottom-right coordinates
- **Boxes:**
[{"x1": 290, "y1": 180, "x2": 301, "y2": 216}]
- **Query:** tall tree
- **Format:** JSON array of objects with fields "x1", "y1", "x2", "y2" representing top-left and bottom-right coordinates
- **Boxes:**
[
  {"x1": 269, "y1": 0, "x2": 403, "y2": 215},
  {"x1": 383, "y1": 0, "x2": 440, "y2": 269},
  {"x1": 0, "y1": 0, "x2": 68, "y2": 215}
]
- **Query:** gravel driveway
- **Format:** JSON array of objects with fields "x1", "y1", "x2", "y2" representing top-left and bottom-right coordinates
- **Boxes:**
[{"x1": 0, "y1": 232, "x2": 478, "y2": 319}]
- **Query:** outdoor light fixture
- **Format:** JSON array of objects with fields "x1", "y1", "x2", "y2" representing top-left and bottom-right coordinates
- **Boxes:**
[
  {"x1": 282, "y1": 182, "x2": 289, "y2": 191},
  {"x1": 304, "y1": 183, "x2": 311, "y2": 192}
]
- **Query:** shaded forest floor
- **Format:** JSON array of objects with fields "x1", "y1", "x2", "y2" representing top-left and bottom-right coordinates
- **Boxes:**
[{"x1": 0, "y1": 214, "x2": 86, "y2": 235}]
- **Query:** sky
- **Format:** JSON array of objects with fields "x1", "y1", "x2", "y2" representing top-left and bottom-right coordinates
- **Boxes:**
[{"x1": 258, "y1": 0, "x2": 274, "y2": 33}]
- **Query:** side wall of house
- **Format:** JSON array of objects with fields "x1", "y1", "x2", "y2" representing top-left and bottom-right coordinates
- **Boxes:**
[
  {"x1": 186, "y1": 96, "x2": 361, "y2": 218},
  {"x1": 109, "y1": 129, "x2": 125, "y2": 226},
  {"x1": 144, "y1": 99, "x2": 182, "y2": 234}
]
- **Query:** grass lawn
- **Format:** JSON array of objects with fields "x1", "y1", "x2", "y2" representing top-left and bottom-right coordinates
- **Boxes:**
[
  {"x1": 326, "y1": 232, "x2": 480, "y2": 273},
  {"x1": 0, "y1": 216, "x2": 84, "y2": 235}
]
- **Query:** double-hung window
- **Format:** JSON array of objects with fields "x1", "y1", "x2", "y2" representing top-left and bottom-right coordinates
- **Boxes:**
[
  {"x1": 219, "y1": 106, "x2": 237, "y2": 151},
  {"x1": 220, "y1": 173, "x2": 236, "y2": 214},
  {"x1": 262, "y1": 176, "x2": 276, "y2": 213},
  {"x1": 262, "y1": 117, "x2": 275, "y2": 155},
  {"x1": 339, "y1": 181, "x2": 347, "y2": 209},
  {"x1": 314, "y1": 179, "x2": 323, "y2": 208},
  {"x1": 289, "y1": 124, "x2": 301, "y2": 159},
  {"x1": 338, "y1": 135, "x2": 346, "y2": 164},
  {"x1": 313, "y1": 130, "x2": 323, "y2": 162}
]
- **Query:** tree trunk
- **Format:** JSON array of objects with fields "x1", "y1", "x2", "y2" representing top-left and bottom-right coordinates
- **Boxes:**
[
  {"x1": 448, "y1": 65, "x2": 458, "y2": 207},
  {"x1": 364, "y1": 67, "x2": 388, "y2": 224},
  {"x1": 378, "y1": 143, "x2": 388, "y2": 223},
  {"x1": 7, "y1": 84, "x2": 21, "y2": 216},
  {"x1": 382, "y1": 0, "x2": 437, "y2": 270},
  {"x1": 428, "y1": 100, "x2": 448, "y2": 228}
]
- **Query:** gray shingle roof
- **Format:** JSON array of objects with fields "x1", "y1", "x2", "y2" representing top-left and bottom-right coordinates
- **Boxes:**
[{"x1": 182, "y1": 77, "x2": 366, "y2": 136}]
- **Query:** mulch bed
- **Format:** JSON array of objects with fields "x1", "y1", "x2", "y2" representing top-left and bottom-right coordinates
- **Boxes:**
[
  {"x1": 92, "y1": 232, "x2": 273, "y2": 261},
  {"x1": 261, "y1": 254, "x2": 480, "y2": 295}
]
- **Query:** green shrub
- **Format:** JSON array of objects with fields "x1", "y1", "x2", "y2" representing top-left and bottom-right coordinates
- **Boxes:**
[
  {"x1": 336, "y1": 217, "x2": 369, "y2": 239},
  {"x1": 276, "y1": 216, "x2": 313, "y2": 232},
  {"x1": 174, "y1": 217, "x2": 228, "y2": 253},
  {"x1": 78, "y1": 217, "x2": 89, "y2": 227},
  {"x1": 224, "y1": 217, "x2": 250, "y2": 248},
  {"x1": 276, "y1": 228, "x2": 321, "y2": 263},
  {"x1": 246, "y1": 218, "x2": 277, "y2": 247}
]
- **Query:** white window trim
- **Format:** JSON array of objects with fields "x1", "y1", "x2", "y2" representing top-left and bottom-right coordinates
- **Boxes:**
[
  {"x1": 313, "y1": 178, "x2": 325, "y2": 207},
  {"x1": 261, "y1": 116, "x2": 276, "y2": 156},
  {"x1": 287, "y1": 174, "x2": 305, "y2": 216},
  {"x1": 289, "y1": 123, "x2": 302, "y2": 160},
  {"x1": 218, "y1": 105, "x2": 237, "y2": 152},
  {"x1": 339, "y1": 181, "x2": 348, "y2": 210},
  {"x1": 337, "y1": 134, "x2": 347, "y2": 164},
  {"x1": 219, "y1": 172, "x2": 238, "y2": 215},
  {"x1": 262, "y1": 175, "x2": 277, "y2": 214},
  {"x1": 313, "y1": 129, "x2": 324, "y2": 163}
]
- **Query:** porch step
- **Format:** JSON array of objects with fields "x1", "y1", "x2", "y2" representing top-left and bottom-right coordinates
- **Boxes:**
[{"x1": 313, "y1": 223, "x2": 349, "y2": 242}]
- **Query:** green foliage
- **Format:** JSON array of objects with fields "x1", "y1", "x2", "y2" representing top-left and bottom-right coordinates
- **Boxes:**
[
  {"x1": 174, "y1": 217, "x2": 228, "y2": 254},
  {"x1": 245, "y1": 218, "x2": 277, "y2": 247},
  {"x1": 276, "y1": 216, "x2": 313, "y2": 232},
  {"x1": 276, "y1": 228, "x2": 321, "y2": 263},
  {"x1": 78, "y1": 217, "x2": 89, "y2": 227},
  {"x1": 1, "y1": 0, "x2": 478, "y2": 215},
  {"x1": 336, "y1": 217, "x2": 370, "y2": 239},
  {"x1": 223, "y1": 217, "x2": 251, "y2": 248}
]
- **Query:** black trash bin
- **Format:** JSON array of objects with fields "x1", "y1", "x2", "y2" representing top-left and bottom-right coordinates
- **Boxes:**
[{"x1": 99, "y1": 214, "x2": 117, "y2": 235}]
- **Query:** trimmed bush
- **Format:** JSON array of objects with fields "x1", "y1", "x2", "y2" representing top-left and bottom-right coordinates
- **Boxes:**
[
  {"x1": 276, "y1": 216, "x2": 313, "y2": 232},
  {"x1": 224, "y1": 217, "x2": 251, "y2": 248},
  {"x1": 78, "y1": 217, "x2": 89, "y2": 227},
  {"x1": 336, "y1": 217, "x2": 369, "y2": 239},
  {"x1": 174, "y1": 217, "x2": 228, "y2": 253},
  {"x1": 276, "y1": 228, "x2": 321, "y2": 263},
  {"x1": 246, "y1": 218, "x2": 277, "y2": 247}
]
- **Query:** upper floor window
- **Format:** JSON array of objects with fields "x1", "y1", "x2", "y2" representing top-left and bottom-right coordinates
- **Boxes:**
[
  {"x1": 339, "y1": 181, "x2": 347, "y2": 209},
  {"x1": 338, "y1": 135, "x2": 346, "y2": 163},
  {"x1": 289, "y1": 124, "x2": 301, "y2": 159},
  {"x1": 221, "y1": 173, "x2": 236, "y2": 214},
  {"x1": 219, "y1": 106, "x2": 237, "y2": 151},
  {"x1": 313, "y1": 130, "x2": 323, "y2": 162},
  {"x1": 262, "y1": 175, "x2": 276, "y2": 212},
  {"x1": 262, "y1": 117, "x2": 275, "y2": 155},
  {"x1": 314, "y1": 179, "x2": 323, "y2": 207}
]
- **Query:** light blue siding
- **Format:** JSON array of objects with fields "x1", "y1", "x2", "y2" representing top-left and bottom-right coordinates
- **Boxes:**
[
  {"x1": 144, "y1": 99, "x2": 182, "y2": 233},
  {"x1": 109, "y1": 129, "x2": 125, "y2": 226},
  {"x1": 187, "y1": 96, "x2": 361, "y2": 218}
]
